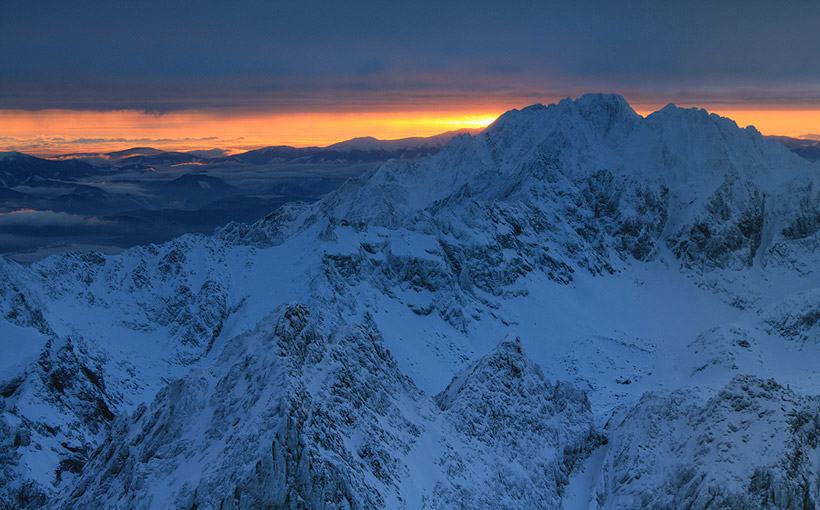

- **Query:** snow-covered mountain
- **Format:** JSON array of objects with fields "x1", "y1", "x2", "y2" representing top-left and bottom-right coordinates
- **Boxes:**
[{"x1": 1, "y1": 94, "x2": 819, "y2": 509}]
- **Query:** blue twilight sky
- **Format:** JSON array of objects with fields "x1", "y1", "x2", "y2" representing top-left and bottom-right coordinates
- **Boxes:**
[{"x1": 2, "y1": 0, "x2": 820, "y2": 112}]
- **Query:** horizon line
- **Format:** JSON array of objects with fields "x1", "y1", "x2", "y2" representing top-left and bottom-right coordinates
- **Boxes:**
[{"x1": 3, "y1": 98, "x2": 820, "y2": 157}]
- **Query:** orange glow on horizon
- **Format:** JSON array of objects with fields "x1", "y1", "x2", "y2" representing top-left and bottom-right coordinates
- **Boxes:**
[
  {"x1": 693, "y1": 108, "x2": 820, "y2": 139},
  {"x1": 0, "y1": 109, "x2": 503, "y2": 156},
  {"x1": 1, "y1": 105, "x2": 819, "y2": 157},
  {"x1": 635, "y1": 106, "x2": 820, "y2": 139}
]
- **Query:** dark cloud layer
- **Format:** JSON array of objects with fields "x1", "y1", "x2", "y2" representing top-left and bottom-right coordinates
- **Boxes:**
[{"x1": 2, "y1": 0, "x2": 820, "y2": 111}]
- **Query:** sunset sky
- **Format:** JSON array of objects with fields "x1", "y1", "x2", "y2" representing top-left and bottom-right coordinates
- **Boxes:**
[{"x1": 3, "y1": 0, "x2": 820, "y2": 155}]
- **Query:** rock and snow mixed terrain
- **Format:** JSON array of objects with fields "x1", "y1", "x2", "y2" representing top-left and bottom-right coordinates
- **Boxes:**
[
  {"x1": 1, "y1": 94, "x2": 819, "y2": 509},
  {"x1": 0, "y1": 132, "x2": 468, "y2": 261}
]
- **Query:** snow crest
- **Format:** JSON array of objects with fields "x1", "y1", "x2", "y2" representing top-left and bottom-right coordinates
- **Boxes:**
[{"x1": 2, "y1": 94, "x2": 820, "y2": 508}]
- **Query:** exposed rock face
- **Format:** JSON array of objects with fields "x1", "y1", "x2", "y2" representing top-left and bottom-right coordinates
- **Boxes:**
[
  {"x1": 60, "y1": 311, "x2": 598, "y2": 509},
  {"x1": 689, "y1": 325, "x2": 761, "y2": 375},
  {"x1": 0, "y1": 236, "x2": 237, "y2": 507},
  {"x1": 217, "y1": 201, "x2": 312, "y2": 248},
  {"x1": 595, "y1": 376, "x2": 820, "y2": 510},
  {"x1": 670, "y1": 177, "x2": 766, "y2": 270},
  {"x1": 155, "y1": 279, "x2": 228, "y2": 355},
  {"x1": 0, "y1": 258, "x2": 52, "y2": 335},
  {"x1": 2, "y1": 94, "x2": 820, "y2": 509},
  {"x1": 0, "y1": 336, "x2": 117, "y2": 507},
  {"x1": 432, "y1": 338, "x2": 601, "y2": 509},
  {"x1": 764, "y1": 288, "x2": 820, "y2": 343},
  {"x1": 61, "y1": 305, "x2": 413, "y2": 509}
]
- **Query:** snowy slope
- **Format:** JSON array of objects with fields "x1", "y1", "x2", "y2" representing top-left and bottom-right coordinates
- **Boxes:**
[{"x1": 1, "y1": 94, "x2": 819, "y2": 509}]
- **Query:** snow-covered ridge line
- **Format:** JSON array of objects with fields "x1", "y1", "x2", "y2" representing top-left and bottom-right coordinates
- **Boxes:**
[{"x1": 2, "y1": 93, "x2": 820, "y2": 509}]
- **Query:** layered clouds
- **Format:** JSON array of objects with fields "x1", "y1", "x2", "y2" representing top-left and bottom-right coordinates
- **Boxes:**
[{"x1": 2, "y1": 1, "x2": 820, "y2": 112}]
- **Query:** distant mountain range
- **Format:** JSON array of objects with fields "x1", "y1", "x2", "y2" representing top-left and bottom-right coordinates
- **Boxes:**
[
  {"x1": 0, "y1": 130, "x2": 478, "y2": 260},
  {"x1": 0, "y1": 152, "x2": 99, "y2": 187},
  {"x1": 1, "y1": 128, "x2": 816, "y2": 262},
  {"x1": 47, "y1": 129, "x2": 480, "y2": 167},
  {"x1": 769, "y1": 135, "x2": 820, "y2": 162}
]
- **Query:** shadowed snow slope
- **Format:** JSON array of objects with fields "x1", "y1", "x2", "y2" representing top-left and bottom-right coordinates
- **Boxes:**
[{"x1": 1, "y1": 94, "x2": 820, "y2": 509}]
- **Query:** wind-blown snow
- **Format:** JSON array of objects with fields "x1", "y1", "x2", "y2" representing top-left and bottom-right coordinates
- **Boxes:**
[{"x1": 0, "y1": 322, "x2": 45, "y2": 381}]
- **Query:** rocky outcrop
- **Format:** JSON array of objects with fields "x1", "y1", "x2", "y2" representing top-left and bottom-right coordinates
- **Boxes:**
[
  {"x1": 764, "y1": 288, "x2": 820, "y2": 343},
  {"x1": 60, "y1": 314, "x2": 600, "y2": 509},
  {"x1": 432, "y1": 338, "x2": 601, "y2": 509},
  {"x1": 0, "y1": 336, "x2": 118, "y2": 508},
  {"x1": 0, "y1": 258, "x2": 52, "y2": 335},
  {"x1": 60, "y1": 305, "x2": 423, "y2": 508},
  {"x1": 670, "y1": 177, "x2": 766, "y2": 270},
  {"x1": 595, "y1": 376, "x2": 820, "y2": 509}
]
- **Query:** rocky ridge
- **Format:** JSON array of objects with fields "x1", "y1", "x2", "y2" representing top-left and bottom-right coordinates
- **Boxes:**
[{"x1": 1, "y1": 94, "x2": 819, "y2": 508}]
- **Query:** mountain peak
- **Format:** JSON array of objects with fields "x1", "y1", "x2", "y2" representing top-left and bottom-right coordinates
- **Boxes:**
[
  {"x1": 487, "y1": 93, "x2": 640, "y2": 144},
  {"x1": 435, "y1": 336, "x2": 545, "y2": 412},
  {"x1": 575, "y1": 92, "x2": 636, "y2": 114},
  {"x1": 647, "y1": 103, "x2": 742, "y2": 131},
  {"x1": 106, "y1": 147, "x2": 163, "y2": 158},
  {"x1": 573, "y1": 93, "x2": 641, "y2": 139}
]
